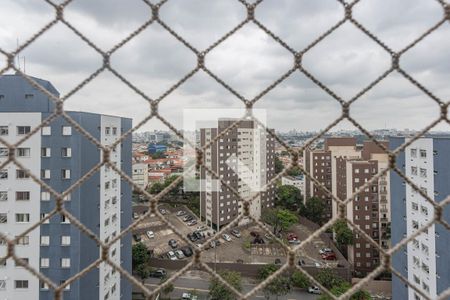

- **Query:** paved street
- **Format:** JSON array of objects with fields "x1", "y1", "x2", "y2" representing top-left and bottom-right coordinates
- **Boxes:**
[{"x1": 138, "y1": 271, "x2": 319, "y2": 300}]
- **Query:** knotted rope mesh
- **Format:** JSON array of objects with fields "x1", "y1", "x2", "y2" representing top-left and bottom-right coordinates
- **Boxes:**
[{"x1": 0, "y1": 0, "x2": 450, "y2": 299}]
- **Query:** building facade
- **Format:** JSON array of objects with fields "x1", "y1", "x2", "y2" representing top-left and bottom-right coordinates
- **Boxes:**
[
  {"x1": 132, "y1": 163, "x2": 149, "y2": 190},
  {"x1": 281, "y1": 175, "x2": 305, "y2": 195},
  {"x1": 0, "y1": 75, "x2": 132, "y2": 300},
  {"x1": 391, "y1": 137, "x2": 450, "y2": 300},
  {"x1": 200, "y1": 119, "x2": 275, "y2": 229}
]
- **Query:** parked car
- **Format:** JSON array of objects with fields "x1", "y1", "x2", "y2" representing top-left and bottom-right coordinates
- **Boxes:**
[
  {"x1": 222, "y1": 234, "x2": 232, "y2": 242},
  {"x1": 287, "y1": 233, "x2": 298, "y2": 240},
  {"x1": 187, "y1": 220, "x2": 197, "y2": 226},
  {"x1": 181, "y1": 292, "x2": 191, "y2": 300},
  {"x1": 181, "y1": 247, "x2": 193, "y2": 257},
  {"x1": 187, "y1": 233, "x2": 197, "y2": 242},
  {"x1": 183, "y1": 215, "x2": 194, "y2": 222},
  {"x1": 298, "y1": 259, "x2": 305, "y2": 266},
  {"x1": 321, "y1": 252, "x2": 337, "y2": 260},
  {"x1": 176, "y1": 210, "x2": 186, "y2": 216},
  {"x1": 193, "y1": 231, "x2": 202, "y2": 240},
  {"x1": 196, "y1": 225, "x2": 208, "y2": 232},
  {"x1": 133, "y1": 234, "x2": 141, "y2": 242},
  {"x1": 133, "y1": 212, "x2": 139, "y2": 219},
  {"x1": 175, "y1": 250, "x2": 185, "y2": 259},
  {"x1": 210, "y1": 241, "x2": 216, "y2": 248},
  {"x1": 308, "y1": 286, "x2": 321, "y2": 294},
  {"x1": 288, "y1": 238, "x2": 300, "y2": 244},
  {"x1": 159, "y1": 208, "x2": 167, "y2": 215},
  {"x1": 167, "y1": 251, "x2": 177, "y2": 260},
  {"x1": 146, "y1": 231, "x2": 155, "y2": 239},
  {"x1": 168, "y1": 239, "x2": 178, "y2": 249},
  {"x1": 319, "y1": 247, "x2": 333, "y2": 255},
  {"x1": 149, "y1": 268, "x2": 166, "y2": 278},
  {"x1": 231, "y1": 229, "x2": 241, "y2": 238}
]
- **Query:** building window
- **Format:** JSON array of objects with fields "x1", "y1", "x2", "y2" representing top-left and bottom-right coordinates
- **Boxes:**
[
  {"x1": 16, "y1": 169, "x2": 29, "y2": 179},
  {"x1": 421, "y1": 206, "x2": 428, "y2": 216},
  {"x1": 411, "y1": 166, "x2": 418, "y2": 176},
  {"x1": 420, "y1": 168, "x2": 427, "y2": 178},
  {"x1": 0, "y1": 148, "x2": 8, "y2": 157},
  {"x1": 25, "y1": 94, "x2": 34, "y2": 99},
  {"x1": 411, "y1": 202, "x2": 418, "y2": 211},
  {"x1": 0, "y1": 191, "x2": 7, "y2": 201},
  {"x1": 419, "y1": 149, "x2": 426, "y2": 158},
  {"x1": 61, "y1": 215, "x2": 70, "y2": 224},
  {"x1": 40, "y1": 258, "x2": 50, "y2": 268},
  {"x1": 40, "y1": 281, "x2": 49, "y2": 290},
  {"x1": 62, "y1": 126, "x2": 72, "y2": 136},
  {"x1": 0, "y1": 213, "x2": 6, "y2": 224},
  {"x1": 41, "y1": 126, "x2": 51, "y2": 135},
  {"x1": 41, "y1": 191, "x2": 50, "y2": 201},
  {"x1": 105, "y1": 127, "x2": 111, "y2": 135},
  {"x1": 61, "y1": 147, "x2": 72, "y2": 157},
  {"x1": 16, "y1": 236, "x2": 29, "y2": 245},
  {"x1": 16, "y1": 191, "x2": 30, "y2": 201},
  {"x1": 421, "y1": 243, "x2": 429, "y2": 255},
  {"x1": 41, "y1": 147, "x2": 51, "y2": 157},
  {"x1": 61, "y1": 236, "x2": 71, "y2": 246},
  {"x1": 412, "y1": 220, "x2": 419, "y2": 230},
  {"x1": 41, "y1": 169, "x2": 51, "y2": 179},
  {"x1": 60, "y1": 280, "x2": 70, "y2": 290},
  {"x1": 61, "y1": 169, "x2": 71, "y2": 180},
  {"x1": 0, "y1": 280, "x2": 6, "y2": 290},
  {"x1": 63, "y1": 194, "x2": 71, "y2": 201},
  {"x1": 412, "y1": 239, "x2": 419, "y2": 249},
  {"x1": 16, "y1": 148, "x2": 31, "y2": 157},
  {"x1": 15, "y1": 213, "x2": 30, "y2": 223},
  {"x1": 410, "y1": 148, "x2": 417, "y2": 158},
  {"x1": 413, "y1": 275, "x2": 420, "y2": 285},
  {"x1": 422, "y1": 282, "x2": 430, "y2": 293},
  {"x1": 17, "y1": 126, "x2": 31, "y2": 135},
  {"x1": 0, "y1": 169, "x2": 8, "y2": 179},
  {"x1": 112, "y1": 127, "x2": 117, "y2": 135},
  {"x1": 41, "y1": 213, "x2": 50, "y2": 224},
  {"x1": 421, "y1": 262, "x2": 429, "y2": 274},
  {"x1": 0, "y1": 126, "x2": 8, "y2": 136},
  {"x1": 61, "y1": 258, "x2": 71, "y2": 268},
  {"x1": 14, "y1": 280, "x2": 28, "y2": 289},
  {"x1": 41, "y1": 236, "x2": 50, "y2": 246}
]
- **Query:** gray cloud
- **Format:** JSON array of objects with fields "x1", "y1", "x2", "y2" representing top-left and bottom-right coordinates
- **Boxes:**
[{"x1": 1, "y1": 0, "x2": 449, "y2": 133}]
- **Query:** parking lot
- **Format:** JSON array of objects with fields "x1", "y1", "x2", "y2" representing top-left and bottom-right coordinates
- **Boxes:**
[{"x1": 132, "y1": 205, "x2": 348, "y2": 268}]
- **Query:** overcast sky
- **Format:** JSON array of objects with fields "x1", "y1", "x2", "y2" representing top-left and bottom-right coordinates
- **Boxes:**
[{"x1": 1, "y1": 0, "x2": 449, "y2": 133}]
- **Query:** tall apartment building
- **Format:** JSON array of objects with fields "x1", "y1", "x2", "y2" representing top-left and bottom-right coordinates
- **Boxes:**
[
  {"x1": 0, "y1": 74, "x2": 132, "y2": 300},
  {"x1": 390, "y1": 137, "x2": 450, "y2": 300},
  {"x1": 132, "y1": 163, "x2": 149, "y2": 190},
  {"x1": 306, "y1": 138, "x2": 390, "y2": 275},
  {"x1": 304, "y1": 138, "x2": 360, "y2": 221},
  {"x1": 200, "y1": 119, "x2": 275, "y2": 229}
]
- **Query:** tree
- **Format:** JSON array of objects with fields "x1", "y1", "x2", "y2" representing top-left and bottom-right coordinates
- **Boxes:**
[
  {"x1": 300, "y1": 197, "x2": 325, "y2": 225},
  {"x1": 318, "y1": 281, "x2": 371, "y2": 300},
  {"x1": 274, "y1": 156, "x2": 284, "y2": 174},
  {"x1": 286, "y1": 166, "x2": 302, "y2": 177},
  {"x1": 276, "y1": 185, "x2": 302, "y2": 210},
  {"x1": 209, "y1": 270, "x2": 242, "y2": 300},
  {"x1": 258, "y1": 264, "x2": 291, "y2": 300},
  {"x1": 333, "y1": 220, "x2": 354, "y2": 249},
  {"x1": 150, "y1": 151, "x2": 166, "y2": 159},
  {"x1": 315, "y1": 268, "x2": 344, "y2": 289},
  {"x1": 149, "y1": 182, "x2": 164, "y2": 194},
  {"x1": 291, "y1": 270, "x2": 310, "y2": 289},
  {"x1": 263, "y1": 276, "x2": 291, "y2": 300},
  {"x1": 161, "y1": 278, "x2": 175, "y2": 299},
  {"x1": 258, "y1": 264, "x2": 279, "y2": 281},
  {"x1": 135, "y1": 264, "x2": 151, "y2": 283},
  {"x1": 132, "y1": 242, "x2": 149, "y2": 267},
  {"x1": 261, "y1": 209, "x2": 298, "y2": 235}
]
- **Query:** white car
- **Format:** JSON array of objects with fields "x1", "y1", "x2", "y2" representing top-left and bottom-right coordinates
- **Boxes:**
[
  {"x1": 196, "y1": 225, "x2": 207, "y2": 232},
  {"x1": 175, "y1": 250, "x2": 185, "y2": 259},
  {"x1": 308, "y1": 286, "x2": 321, "y2": 294},
  {"x1": 176, "y1": 210, "x2": 186, "y2": 216},
  {"x1": 167, "y1": 251, "x2": 177, "y2": 260},
  {"x1": 222, "y1": 234, "x2": 232, "y2": 242},
  {"x1": 146, "y1": 231, "x2": 155, "y2": 239},
  {"x1": 319, "y1": 248, "x2": 332, "y2": 255}
]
